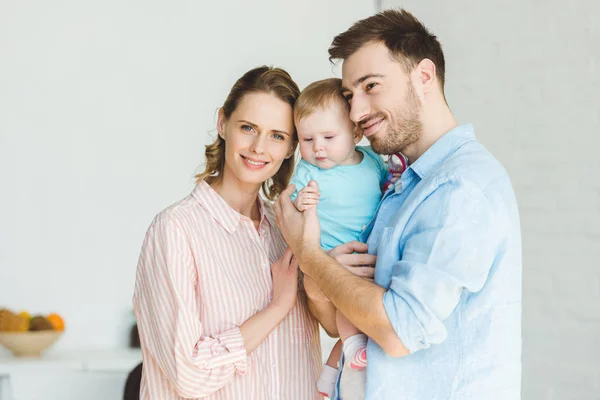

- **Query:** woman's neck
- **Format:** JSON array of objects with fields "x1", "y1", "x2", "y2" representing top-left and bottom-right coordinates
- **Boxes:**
[{"x1": 210, "y1": 174, "x2": 261, "y2": 221}]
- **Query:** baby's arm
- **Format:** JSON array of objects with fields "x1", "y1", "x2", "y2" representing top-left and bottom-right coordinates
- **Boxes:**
[{"x1": 293, "y1": 180, "x2": 320, "y2": 212}]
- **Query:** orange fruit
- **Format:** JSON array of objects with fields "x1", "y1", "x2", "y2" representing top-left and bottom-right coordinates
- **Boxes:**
[{"x1": 46, "y1": 313, "x2": 65, "y2": 331}]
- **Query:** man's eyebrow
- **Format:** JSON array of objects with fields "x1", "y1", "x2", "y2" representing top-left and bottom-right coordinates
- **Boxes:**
[
  {"x1": 238, "y1": 120, "x2": 290, "y2": 136},
  {"x1": 342, "y1": 73, "x2": 385, "y2": 92}
]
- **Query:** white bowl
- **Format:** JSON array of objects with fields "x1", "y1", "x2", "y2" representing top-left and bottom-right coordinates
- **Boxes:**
[{"x1": 0, "y1": 331, "x2": 62, "y2": 357}]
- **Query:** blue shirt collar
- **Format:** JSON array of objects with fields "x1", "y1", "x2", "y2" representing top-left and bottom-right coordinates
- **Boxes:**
[{"x1": 409, "y1": 124, "x2": 476, "y2": 179}]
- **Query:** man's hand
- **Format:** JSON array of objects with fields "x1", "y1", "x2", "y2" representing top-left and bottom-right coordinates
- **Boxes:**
[
  {"x1": 328, "y1": 241, "x2": 376, "y2": 280},
  {"x1": 274, "y1": 180, "x2": 322, "y2": 265}
]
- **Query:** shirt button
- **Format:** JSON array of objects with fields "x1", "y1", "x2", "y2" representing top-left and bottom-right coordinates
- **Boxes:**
[
  {"x1": 395, "y1": 180, "x2": 403, "y2": 191},
  {"x1": 271, "y1": 363, "x2": 276, "y2": 369},
  {"x1": 361, "y1": 224, "x2": 367, "y2": 231}
]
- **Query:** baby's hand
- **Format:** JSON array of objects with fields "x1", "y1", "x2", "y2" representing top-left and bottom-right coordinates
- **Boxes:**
[
  {"x1": 294, "y1": 180, "x2": 320, "y2": 212},
  {"x1": 389, "y1": 171, "x2": 402, "y2": 184}
]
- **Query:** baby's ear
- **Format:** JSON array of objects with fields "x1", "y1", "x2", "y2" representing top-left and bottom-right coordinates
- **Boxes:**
[{"x1": 353, "y1": 126, "x2": 363, "y2": 144}]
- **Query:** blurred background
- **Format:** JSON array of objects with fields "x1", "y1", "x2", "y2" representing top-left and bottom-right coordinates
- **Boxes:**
[{"x1": 0, "y1": 0, "x2": 598, "y2": 399}]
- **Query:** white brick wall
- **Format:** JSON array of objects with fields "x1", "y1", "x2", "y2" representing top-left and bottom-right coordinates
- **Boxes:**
[{"x1": 378, "y1": 1, "x2": 600, "y2": 398}]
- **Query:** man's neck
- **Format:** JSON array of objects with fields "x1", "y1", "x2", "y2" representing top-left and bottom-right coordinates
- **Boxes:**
[{"x1": 403, "y1": 103, "x2": 458, "y2": 165}]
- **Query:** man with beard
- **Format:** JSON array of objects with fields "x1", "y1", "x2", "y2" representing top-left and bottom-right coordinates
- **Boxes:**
[{"x1": 274, "y1": 9, "x2": 522, "y2": 400}]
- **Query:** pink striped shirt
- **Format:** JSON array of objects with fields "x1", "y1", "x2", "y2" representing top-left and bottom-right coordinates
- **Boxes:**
[{"x1": 133, "y1": 181, "x2": 322, "y2": 399}]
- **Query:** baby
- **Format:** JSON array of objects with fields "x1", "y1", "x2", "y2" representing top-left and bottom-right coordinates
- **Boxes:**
[{"x1": 290, "y1": 78, "x2": 399, "y2": 399}]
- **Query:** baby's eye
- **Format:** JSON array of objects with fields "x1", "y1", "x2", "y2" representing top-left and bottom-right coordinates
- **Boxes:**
[
  {"x1": 303, "y1": 138, "x2": 313, "y2": 142},
  {"x1": 324, "y1": 136, "x2": 334, "y2": 140},
  {"x1": 343, "y1": 93, "x2": 353, "y2": 102}
]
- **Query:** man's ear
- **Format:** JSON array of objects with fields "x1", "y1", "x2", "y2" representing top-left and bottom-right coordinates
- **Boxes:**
[
  {"x1": 217, "y1": 108, "x2": 226, "y2": 139},
  {"x1": 415, "y1": 58, "x2": 436, "y2": 95},
  {"x1": 353, "y1": 126, "x2": 363, "y2": 144}
]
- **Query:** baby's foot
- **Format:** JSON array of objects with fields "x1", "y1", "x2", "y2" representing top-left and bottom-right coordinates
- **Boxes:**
[
  {"x1": 317, "y1": 364, "x2": 338, "y2": 398},
  {"x1": 343, "y1": 334, "x2": 368, "y2": 370}
]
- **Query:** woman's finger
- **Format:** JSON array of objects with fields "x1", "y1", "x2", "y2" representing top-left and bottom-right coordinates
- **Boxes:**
[{"x1": 280, "y1": 247, "x2": 294, "y2": 267}]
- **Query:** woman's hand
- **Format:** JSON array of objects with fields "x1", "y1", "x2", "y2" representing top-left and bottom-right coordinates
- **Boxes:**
[{"x1": 270, "y1": 248, "x2": 299, "y2": 312}]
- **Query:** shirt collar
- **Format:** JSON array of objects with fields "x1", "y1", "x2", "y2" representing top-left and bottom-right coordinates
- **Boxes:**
[
  {"x1": 409, "y1": 124, "x2": 476, "y2": 179},
  {"x1": 191, "y1": 181, "x2": 273, "y2": 234}
]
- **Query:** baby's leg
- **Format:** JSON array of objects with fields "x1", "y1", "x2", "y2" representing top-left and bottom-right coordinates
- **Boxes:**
[
  {"x1": 326, "y1": 338, "x2": 343, "y2": 368},
  {"x1": 317, "y1": 339, "x2": 342, "y2": 398},
  {"x1": 337, "y1": 310, "x2": 368, "y2": 370}
]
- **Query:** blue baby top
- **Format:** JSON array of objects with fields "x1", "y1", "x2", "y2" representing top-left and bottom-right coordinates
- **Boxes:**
[{"x1": 290, "y1": 146, "x2": 388, "y2": 250}]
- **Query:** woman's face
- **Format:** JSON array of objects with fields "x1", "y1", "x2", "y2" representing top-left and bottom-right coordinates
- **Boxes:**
[{"x1": 218, "y1": 92, "x2": 295, "y2": 189}]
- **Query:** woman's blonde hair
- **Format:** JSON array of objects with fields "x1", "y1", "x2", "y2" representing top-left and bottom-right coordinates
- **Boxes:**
[{"x1": 195, "y1": 66, "x2": 300, "y2": 200}]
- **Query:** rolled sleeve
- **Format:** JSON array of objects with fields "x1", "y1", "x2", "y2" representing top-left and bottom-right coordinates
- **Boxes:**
[
  {"x1": 133, "y1": 212, "x2": 250, "y2": 398},
  {"x1": 383, "y1": 178, "x2": 506, "y2": 353},
  {"x1": 202, "y1": 326, "x2": 248, "y2": 373}
]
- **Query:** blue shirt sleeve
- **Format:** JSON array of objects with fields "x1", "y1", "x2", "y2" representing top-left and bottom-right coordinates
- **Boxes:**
[
  {"x1": 382, "y1": 178, "x2": 507, "y2": 353},
  {"x1": 289, "y1": 160, "x2": 315, "y2": 202}
]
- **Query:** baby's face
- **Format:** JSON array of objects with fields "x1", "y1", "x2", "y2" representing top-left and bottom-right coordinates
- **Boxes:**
[{"x1": 296, "y1": 102, "x2": 359, "y2": 169}]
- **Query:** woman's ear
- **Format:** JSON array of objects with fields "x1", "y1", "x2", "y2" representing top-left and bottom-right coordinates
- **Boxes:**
[
  {"x1": 353, "y1": 126, "x2": 364, "y2": 144},
  {"x1": 217, "y1": 109, "x2": 226, "y2": 139}
]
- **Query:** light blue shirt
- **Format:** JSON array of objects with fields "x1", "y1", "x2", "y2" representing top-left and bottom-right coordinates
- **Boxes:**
[
  {"x1": 290, "y1": 146, "x2": 387, "y2": 250},
  {"x1": 334, "y1": 124, "x2": 522, "y2": 399}
]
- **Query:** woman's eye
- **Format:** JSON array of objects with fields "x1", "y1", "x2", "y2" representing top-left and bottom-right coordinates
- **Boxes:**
[
  {"x1": 273, "y1": 133, "x2": 285, "y2": 140},
  {"x1": 241, "y1": 125, "x2": 254, "y2": 132}
]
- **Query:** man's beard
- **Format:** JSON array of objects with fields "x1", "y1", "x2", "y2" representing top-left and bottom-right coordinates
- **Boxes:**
[{"x1": 369, "y1": 84, "x2": 423, "y2": 156}]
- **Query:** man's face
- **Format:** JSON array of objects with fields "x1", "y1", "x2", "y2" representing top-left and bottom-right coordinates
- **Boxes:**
[{"x1": 341, "y1": 41, "x2": 423, "y2": 155}]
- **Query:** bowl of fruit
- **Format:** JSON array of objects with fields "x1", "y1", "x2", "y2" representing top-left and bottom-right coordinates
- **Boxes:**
[{"x1": 0, "y1": 308, "x2": 65, "y2": 357}]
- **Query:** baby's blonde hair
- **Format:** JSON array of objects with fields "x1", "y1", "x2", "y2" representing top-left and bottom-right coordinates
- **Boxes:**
[{"x1": 294, "y1": 78, "x2": 349, "y2": 124}]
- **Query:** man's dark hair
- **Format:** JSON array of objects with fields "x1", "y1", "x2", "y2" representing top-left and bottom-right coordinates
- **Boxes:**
[{"x1": 329, "y1": 9, "x2": 446, "y2": 90}]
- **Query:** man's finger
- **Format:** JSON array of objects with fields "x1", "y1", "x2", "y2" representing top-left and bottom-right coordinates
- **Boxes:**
[
  {"x1": 279, "y1": 184, "x2": 296, "y2": 205},
  {"x1": 337, "y1": 253, "x2": 377, "y2": 266},
  {"x1": 346, "y1": 266, "x2": 375, "y2": 278},
  {"x1": 329, "y1": 240, "x2": 369, "y2": 257},
  {"x1": 307, "y1": 180, "x2": 319, "y2": 189}
]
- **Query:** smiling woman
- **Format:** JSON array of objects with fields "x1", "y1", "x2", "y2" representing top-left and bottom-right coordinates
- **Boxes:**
[
  {"x1": 132, "y1": 66, "x2": 323, "y2": 400},
  {"x1": 196, "y1": 67, "x2": 299, "y2": 201}
]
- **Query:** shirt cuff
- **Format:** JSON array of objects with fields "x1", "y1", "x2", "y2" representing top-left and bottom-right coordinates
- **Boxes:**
[
  {"x1": 202, "y1": 326, "x2": 248, "y2": 374},
  {"x1": 382, "y1": 290, "x2": 447, "y2": 353}
]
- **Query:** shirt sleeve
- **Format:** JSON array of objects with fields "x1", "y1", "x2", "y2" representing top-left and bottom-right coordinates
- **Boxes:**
[
  {"x1": 133, "y1": 212, "x2": 248, "y2": 398},
  {"x1": 382, "y1": 178, "x2": 507, "y2": 353},
  {"x1": 289, "y1": 160, "x2": 315, "y2": 202},
  {"x1": 361, "y1": 146, "x2": 388, "y2": 186}
]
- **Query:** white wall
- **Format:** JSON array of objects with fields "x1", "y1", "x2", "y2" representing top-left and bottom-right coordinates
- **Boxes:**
[
  {"x1": 0, "y1": 0, "x2": 371, "y2": 356},
  {"x1": 3, "y1": 2, "x2": 599, "y2": 398},
  {"x1": 380, "y1": 1, "x2": 599, "y2": 399}
]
